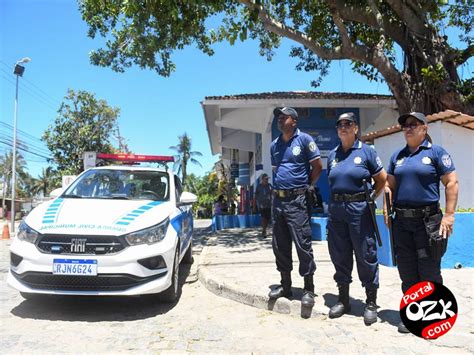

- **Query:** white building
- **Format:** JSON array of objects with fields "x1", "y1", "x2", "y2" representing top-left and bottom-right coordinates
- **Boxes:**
[
  {"x1": 202, "y1": 91, "x2": 398, "y2": 203},
  {"x1": 362, "y1": 110, "x2": 474, "y2": 209}
]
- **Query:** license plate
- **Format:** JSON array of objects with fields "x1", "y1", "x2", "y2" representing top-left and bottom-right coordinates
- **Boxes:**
[{"x1": 53, "y1": 259, "x2": 98, "y2": 276}]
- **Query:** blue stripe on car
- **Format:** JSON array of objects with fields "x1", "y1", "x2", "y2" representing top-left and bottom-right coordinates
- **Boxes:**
[
  {"x1": 42, "y1": 198, "x2": 64, "y2": 224},
  {"x1": 115, "y1": 201, "x2": 163, "y2": 225}
]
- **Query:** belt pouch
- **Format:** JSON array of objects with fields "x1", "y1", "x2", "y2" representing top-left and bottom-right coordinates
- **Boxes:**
[{"x1": 424, "y1": 212, "x2": 447, "y2": 261}]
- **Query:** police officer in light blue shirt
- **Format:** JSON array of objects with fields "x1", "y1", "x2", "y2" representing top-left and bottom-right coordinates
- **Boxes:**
[
  {"x1": 326, "y1": 112, "x2": 387, "y2": 326},
  {"x1": 385, "y1": 112, "x2": 459, "y2": 333},
  {"x1": 268, "y1": 107, "x2": 323, "y2": 315}
]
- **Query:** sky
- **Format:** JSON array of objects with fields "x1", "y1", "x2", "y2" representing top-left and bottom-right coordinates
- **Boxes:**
[{"x1": 1, "y1": 0, "x2": 472, "y2": 179}]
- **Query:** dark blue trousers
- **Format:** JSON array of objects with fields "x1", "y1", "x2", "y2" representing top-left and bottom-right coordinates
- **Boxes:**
[
  {"x1": 327, "y1": 201, "x2": 379, "y2": 288},
  {"x1": 272, "y1": 193, "x2": 316, "y2": 276},
  {"x1": 393, "y1": 215, "x2": 442, "y2": 293}
]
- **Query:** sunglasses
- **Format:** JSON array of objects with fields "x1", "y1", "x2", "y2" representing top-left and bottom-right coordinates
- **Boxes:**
[
  {"x1": 336, "y1": 121, "x2": 355, "y2": 129},
  {"x1": 401, "y1": 123, "x2": 423, "y2": 130}
]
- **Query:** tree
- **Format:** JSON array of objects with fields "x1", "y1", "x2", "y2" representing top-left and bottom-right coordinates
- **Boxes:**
[
  {"x1": 43, "y1": 89, "x2": 121, "y2": 176},
  {"x1": 30, "y1": 167, "x2": 59, "y2": 197},
  {"x1": 169, "y1": 133, "x2": 203, "y2": 186},
  {"x1": 0, "y1": 151, "x2": 28, "y2": 216},
  {"x1": 80, "y1": 1, "x2": 473, "y2": 114}
]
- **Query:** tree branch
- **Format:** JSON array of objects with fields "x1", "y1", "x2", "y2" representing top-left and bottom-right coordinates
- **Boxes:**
[
  {"x1": 385, "y1": 0, "x2": 429, "y2": 36},
  {"x1": 330, "y1": 0, "x2": 408, "y2": 49},
  {"x1": 237, "y1": 0, "x2": 345, "y2": 60},
  {"x1": 456, "y1": 45, "x2": 474, "y2": 67},
  {"x1": 367, "y1": 0, "x2": 386, "y2": 54}
]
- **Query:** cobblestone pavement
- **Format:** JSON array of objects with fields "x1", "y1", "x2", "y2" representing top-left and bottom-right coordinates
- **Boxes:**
[
  {"x1": 198, "y1": 227, "x2": 474, "y2": 354},
  {"x1": 1, "y1": 220, "x2": 472, "y2": 353}
]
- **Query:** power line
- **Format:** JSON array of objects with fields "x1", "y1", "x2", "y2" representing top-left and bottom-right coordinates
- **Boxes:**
[
  {"x1": 0, "y1": 121, "x2": 50, "y2": 147},
  {"x1": 0, "y1": 139, "x2": 51, "y2": 160},
  {"x1": 0, "y1": 61, "x2": 61, "y2": 108},
  {"x1": 1, "y1": 72, "x2": 58, "y2": 111}
]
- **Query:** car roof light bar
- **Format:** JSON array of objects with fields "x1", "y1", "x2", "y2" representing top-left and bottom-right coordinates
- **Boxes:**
[{"x1": 97, "y1": 153, "x2": 174, "y2": 163}]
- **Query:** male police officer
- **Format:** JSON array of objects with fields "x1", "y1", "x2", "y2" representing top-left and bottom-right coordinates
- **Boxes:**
[{"x1": 268, "y1": 107, "x2": 323, "y2": 311}]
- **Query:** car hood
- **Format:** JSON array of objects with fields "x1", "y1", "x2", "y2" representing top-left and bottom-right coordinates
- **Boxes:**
[{"x1": 25, "y1": 197, "x2": 173, "y2": 236}]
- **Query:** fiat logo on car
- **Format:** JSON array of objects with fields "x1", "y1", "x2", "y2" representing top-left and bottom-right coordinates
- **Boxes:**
[{"x1": 70, "y1": 238, "x2": 87, "y2": 253}]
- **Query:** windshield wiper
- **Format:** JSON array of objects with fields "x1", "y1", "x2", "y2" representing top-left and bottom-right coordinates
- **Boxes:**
[
  {"x1": 95, "y1": 195, "x2": 130, "y2": 200},
  {"x1": 63, "y1": 194, "x2": 83, "y2": 199}
]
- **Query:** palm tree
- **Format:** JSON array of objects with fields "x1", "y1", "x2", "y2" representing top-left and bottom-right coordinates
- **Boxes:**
[
  {"x1": 0, "y1": 151, "x2": 27, "y2": 217},
  {"x1": 30, "y1": 167, "x2": 56, "y2": 197},
  {"x1": 169, "y1": 133, "x2": 202, "y2": 187}
]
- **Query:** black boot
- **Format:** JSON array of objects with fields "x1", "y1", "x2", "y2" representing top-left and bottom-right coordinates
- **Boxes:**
[
  {"x1": 329, "y1": 283, "x2": 351, "y2": 318},
  {"x1": 268, "y1": 271, "x2": 292, "y2": 299},
  {"x1": 398, "y1": 321, "x2": 410, "y2": 334},
  {"x1": 301, "y1": 275, "x2": 315, "y2": 307},
  {"x1": 364, "y1": 287, "x2": 378, "y2": 325}
]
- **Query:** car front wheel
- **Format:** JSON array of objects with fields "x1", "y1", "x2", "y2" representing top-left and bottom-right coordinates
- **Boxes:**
[{"x1": 158, "y1": 246, "x2": 180, "y2": 303}]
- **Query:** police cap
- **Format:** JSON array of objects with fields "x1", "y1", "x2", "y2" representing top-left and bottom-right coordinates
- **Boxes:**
[
  {"x1": 336, "y1": 112, "x2": 357, "y2": 124},
  {"x1": 273, "y1": 107, "x2": 298, "y2": 120},
  {"x1": 398, "y1": 112, "x2": 427, "y2": 125}
]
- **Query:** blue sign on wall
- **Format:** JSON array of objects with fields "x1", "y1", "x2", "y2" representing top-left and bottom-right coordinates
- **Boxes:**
[{"x1": 270, "y1": 107, "x2": 361, "y2": 203}]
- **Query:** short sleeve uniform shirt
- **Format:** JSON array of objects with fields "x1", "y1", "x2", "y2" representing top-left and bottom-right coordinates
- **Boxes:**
[
  {"x1": 387, "y1": 139, "x2": 455, "y2": 206},
  {"x1": 271, "y1": 129, "x2": 321, "y2": 190}
]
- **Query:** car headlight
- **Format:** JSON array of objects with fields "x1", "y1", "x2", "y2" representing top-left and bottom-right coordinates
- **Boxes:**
[
  {"x1": 125, "y1": 218, "x2": 169, "y2": 245},
  {"x1": 17, "y1": 221, "x2": 40, "y2": 243}
]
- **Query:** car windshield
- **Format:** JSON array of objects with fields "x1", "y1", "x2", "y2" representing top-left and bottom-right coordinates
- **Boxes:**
[{"x1": 62, "y1": 169, "x2": 169, "y2": 201}]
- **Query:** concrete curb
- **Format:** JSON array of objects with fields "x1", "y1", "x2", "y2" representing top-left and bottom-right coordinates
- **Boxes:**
[{"x1": 197, "y1": 234, "x2": 328, "y2": 319}]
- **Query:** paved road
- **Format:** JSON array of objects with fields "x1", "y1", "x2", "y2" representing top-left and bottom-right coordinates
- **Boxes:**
[{"x1": 1, "y1": 220, "x2": 472, "y2": 353}]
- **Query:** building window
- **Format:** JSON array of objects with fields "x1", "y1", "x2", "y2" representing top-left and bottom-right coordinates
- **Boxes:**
[
  {"x1": 324, "y1": 108, "x2": 337, "y2": 120},
  {"x1": 295, "y1": 108, "x2": 310, "y2": 119}
]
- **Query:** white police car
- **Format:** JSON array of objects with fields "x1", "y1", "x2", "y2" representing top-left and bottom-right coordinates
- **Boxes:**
[{"x1": 8, "y1": 163, "x2": 197, "y2": 302}]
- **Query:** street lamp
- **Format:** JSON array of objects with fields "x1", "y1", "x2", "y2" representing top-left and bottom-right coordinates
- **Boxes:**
[{"x1": 11, "y1": 57, "x2": 31, "y2": 234}]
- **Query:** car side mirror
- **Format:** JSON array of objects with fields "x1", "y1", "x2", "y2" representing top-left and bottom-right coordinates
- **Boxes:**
[{"x1": 179, "y1": 191, "x2": 197, "y2": 205}]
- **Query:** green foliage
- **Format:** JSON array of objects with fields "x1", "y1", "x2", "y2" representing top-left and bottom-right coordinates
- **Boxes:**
[
  {"x1": 458, "y1": 77, "x2": 474, "y2": 105},
  {"x1": 80, "y1": 0, "x2": 473, "y2": 112},
  {"x1": 421, "y1": 63, "x2": 448, "y2": 87},
  {"x1": 185, "y1": 171, "x2": 219, "y2": 218},
  {"x1": 29, "y1": 167, "x2": 61, "y2": 197},
  {"x1": 42, "y1": 89, "x2": 120, "y2": 176},
  {"x1": 169, "y1": 132, "x2": 202, "y2": 187}
]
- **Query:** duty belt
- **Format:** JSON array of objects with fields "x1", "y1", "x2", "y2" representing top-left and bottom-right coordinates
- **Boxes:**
[
  {"x1": 273, "y1": 187, "x2": 307, "y2": 198},
  {"x1": 332, "y1": 192, "x2": 366, "y2": 202},
  {"x1": 394, "y1": 204, "x2": 440, "y2": 218}
]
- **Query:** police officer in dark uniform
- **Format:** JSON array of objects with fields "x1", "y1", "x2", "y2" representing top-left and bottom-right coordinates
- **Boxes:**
[
  {"x1": 385, "y1": 112, "x2": 459, "y2": 333},
  {"x1": 326, "y1": 112, "x2": 387, "y2": 325},
  {"x1": 268, "y1": 107, "x2": 323, "y2": 312}
]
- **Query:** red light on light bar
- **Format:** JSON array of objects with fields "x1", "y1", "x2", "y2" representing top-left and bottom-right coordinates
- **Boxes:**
[{"x1": 97, "y1": 153, "x2": 174, "y2": 163}]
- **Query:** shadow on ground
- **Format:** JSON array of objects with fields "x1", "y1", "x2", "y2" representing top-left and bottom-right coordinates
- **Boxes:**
[
  {"x1": 211, "y1": 228, "x2": 273, "y2": 251},
  {"x1": 322, "y1": 292, "x2": 400, "y2": 327},
  {"x1": 10, "y1": 262, "x2": 192, "y2": 322}
]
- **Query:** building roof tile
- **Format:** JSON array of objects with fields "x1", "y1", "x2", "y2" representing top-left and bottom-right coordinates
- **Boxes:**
[
  {"x1": 361, "y1": 110, "x2": 474, "y2": 142},
  {"x1": 204, "y1": 91, "x2": 394, "y2": 101}
]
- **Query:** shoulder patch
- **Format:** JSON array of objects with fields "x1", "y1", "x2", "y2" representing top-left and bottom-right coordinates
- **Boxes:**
[
  {"x1": 376, "y1": 156, "x2": 382, "y2": 167},
  {"x1": 308, "y1": 141, "x2": 317, "y2": 152},
  {"x1": 441, "y1": 154, "x2": 452, "y2": 168}
]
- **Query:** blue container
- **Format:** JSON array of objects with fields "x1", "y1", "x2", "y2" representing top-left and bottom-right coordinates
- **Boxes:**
[
  {"x1": 237, "y1": 214, "x2": 250, "y2": 228},
  {"x1": 221, "y1": 215, "x2": 235, "y2": 229},
  {"x1": 310, "y1": 217, "x2": 328, "y2": 241},
  {"x1": 441, "y1": 213, "x2": 474, "y2": 268},
  {"x1": 249, "y1": 214, "x2": 261, "y2": 227}
]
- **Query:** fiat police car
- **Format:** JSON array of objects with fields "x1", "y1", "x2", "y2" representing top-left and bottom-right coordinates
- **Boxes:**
[{"x1": 8, "y1": 154, "x2": 197, "y2": 302}]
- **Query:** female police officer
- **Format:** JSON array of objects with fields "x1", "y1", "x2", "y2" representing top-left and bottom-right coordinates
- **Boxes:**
[
  {"x1": 385, "y1": 112, "x2": 458, "y2": 333},
  {"x1": 327, "y1": 112, "x2": 387, "y2": 325}
]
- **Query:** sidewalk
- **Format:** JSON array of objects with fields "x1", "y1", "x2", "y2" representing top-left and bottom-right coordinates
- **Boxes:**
[{"x1": 198, "y1": 227, "x2": 473, "y2": 352}]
